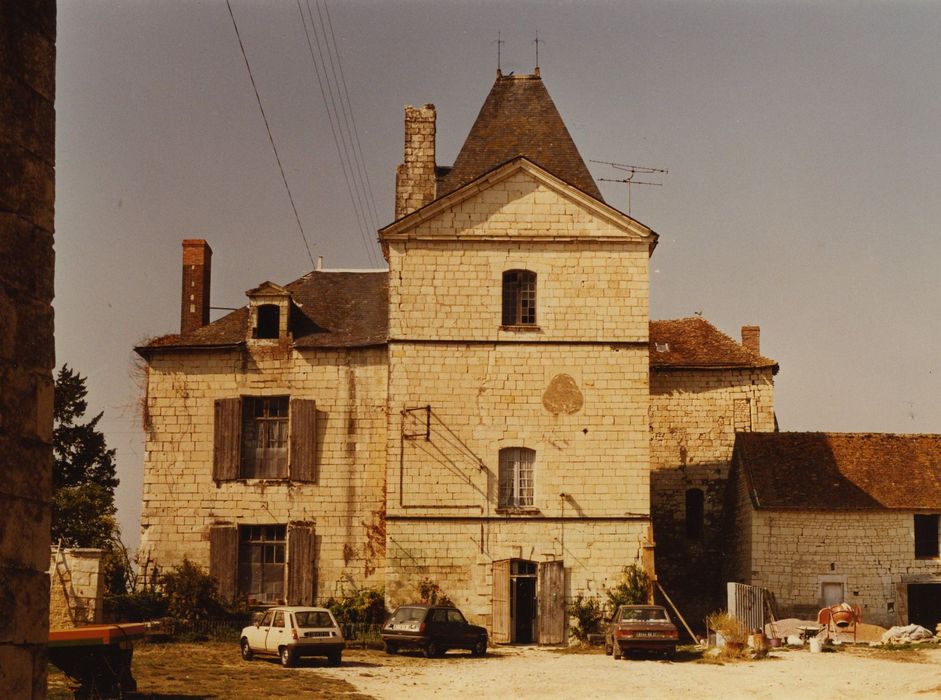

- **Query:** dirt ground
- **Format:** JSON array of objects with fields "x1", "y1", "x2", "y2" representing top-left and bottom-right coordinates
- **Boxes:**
[{"x1": 48, "y1": 641, "x2": 941, "y2": 699}]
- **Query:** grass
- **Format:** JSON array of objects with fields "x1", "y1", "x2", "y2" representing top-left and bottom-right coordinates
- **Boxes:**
[{"x1": 48, "y1": 641, "x2": 374, "y2": 700}]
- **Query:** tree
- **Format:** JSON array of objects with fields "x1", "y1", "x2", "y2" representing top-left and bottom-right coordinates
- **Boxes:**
[{"x1": 52, "y1": 365, "x2": 119, "y2": 549}]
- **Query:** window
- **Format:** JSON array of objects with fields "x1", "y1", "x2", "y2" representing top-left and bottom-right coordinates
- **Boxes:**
[
  {"x1": 237, "y1": 525, "x2": 286, "y2": 604},
  {"x1": 914, "y1": 514, "x2": 939, "y2": 558},
  {"x1": 241, "y1": 396, "x2": 289, "y2": 478},
  {"x1": 685, "y1": 488, "x2": 704, "y2": 540},
  {"x1": 502, "y1": 270, "x2": 537, "y2": 326},
  {"x1": 213, "y1": 396, "x2": 317, "y2": 482},
  {"x1": 256, "y1": 304, "x2": 280, "y2": 339},
  {"x1": 499, "y1": 447, "x2": 535, "y2": 508}
]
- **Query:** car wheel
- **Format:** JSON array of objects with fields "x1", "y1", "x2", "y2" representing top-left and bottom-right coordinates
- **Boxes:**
[
  {"x1": 471, "y1": 638, "x2": 487, "y2": 657},
  {"x1": 424, "y1": 640, "x2": 440, "y2": 658},
  {"x1": 384, "y1": 642, "x2": 398, "y2": 655},
  {"x1": 613, "y1": 646, "x2": 622, "y2": 660},
  {"x1": 328, "y1": 651, "x2": 342, "y2": 666},
  {"x1": 240, "y1": 639, "x2": 253, "y2": 661},
  {"x1": 280, "y1": 647, "x2": 295, "y2": 668}
]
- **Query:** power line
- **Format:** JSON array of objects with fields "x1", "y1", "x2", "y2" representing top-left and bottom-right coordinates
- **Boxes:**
[{"x1": 225, "y1": 0, "x2": 315, "y2": 269}]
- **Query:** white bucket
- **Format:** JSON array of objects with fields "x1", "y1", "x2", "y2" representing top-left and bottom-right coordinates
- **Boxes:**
[{"x1": 809, "y1": 637, "x2": 822, "y2": 653}]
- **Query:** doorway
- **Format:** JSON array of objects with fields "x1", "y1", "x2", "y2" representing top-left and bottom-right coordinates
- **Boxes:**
[
  {"x1": 908, "y1": 583, "x2": 941, "y2": 631},
  {"x1": 511, "y1": 561, "x2": 537, "y2": 643},
  {"x1": 492, "y1": 558, "x2": 565, "y2": 644}
]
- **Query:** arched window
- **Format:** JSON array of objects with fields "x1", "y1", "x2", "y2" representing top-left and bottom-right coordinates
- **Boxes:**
[
  {"x1": 256, "y1": 304, "x2": 280, "y2": 339},
  {"x1": 499, "y1": 447, "x2": 535, "y2": 507},
  {"x1": 502, "y1": 270, "x2": 537, "y2": 326},
  {"x1": 685, "y1": 488, "x2": 704, "y2": 540}
]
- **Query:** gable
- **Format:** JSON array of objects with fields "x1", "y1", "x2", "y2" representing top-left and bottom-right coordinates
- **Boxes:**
[{"x1": 381, "y1": 159, "x2": 654, "y2": 247}]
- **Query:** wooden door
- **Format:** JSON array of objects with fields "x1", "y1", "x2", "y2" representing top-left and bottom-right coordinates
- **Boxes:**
[
  {"x1": 537, "y1": 560, "x2": 565, "y2": 645},
  {"x1": 492, "y1": 560, "x2": 511, "y2": 644}
]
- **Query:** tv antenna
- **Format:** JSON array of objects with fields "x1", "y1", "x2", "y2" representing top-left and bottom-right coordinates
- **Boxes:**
[
  {"x1": 591, "y1": 160, "x2": 668, "y2": 215},
  {"x1": 495, "y1": 32, "x2": 505, "y2": 73}
]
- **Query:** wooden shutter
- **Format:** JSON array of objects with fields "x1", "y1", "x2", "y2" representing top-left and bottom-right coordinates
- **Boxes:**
[
  {"x1": 213, "y1": 398, "x2": 241, "y2": 481},
  {"x1": 491, "y1": 559, "x2": 511, "y2": 643},
  {"x1": 537, "y1": 560, "x2": 565, "y2": 645},
  {"x1": 209, "y1": 525, "x2": 238, "y2": 602},
  {"x1": 289, "y1": 398, "x2": 317, "y2": 482},
  {"x1": 286, "y1": 522, "x2": 316, "y2": 605},
  {"x1": 895, "y1": 581, "x2": 908, "y2": 626}
]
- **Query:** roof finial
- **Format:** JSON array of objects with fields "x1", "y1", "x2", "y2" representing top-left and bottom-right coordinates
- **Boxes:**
[
  {"x1": 533, "y1": 31, "x2": 542, "y2": 75},
  {"x1": 495, "y1": 31, "x2": 504, "y2": 76}
]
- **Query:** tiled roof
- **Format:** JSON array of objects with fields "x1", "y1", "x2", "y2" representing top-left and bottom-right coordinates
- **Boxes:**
[
  {"x1": 649, "y1": 318, "x2": 777, "y2": 371},
  {"x1": 437, "y1": 72, "x2": 603, "y2": 201},
  {"x1": 735, "y1": 432, "x2": 941, "y2": 510},
  {"x1": 139, "y1": 271, "x2": 388, "y2": 353}
]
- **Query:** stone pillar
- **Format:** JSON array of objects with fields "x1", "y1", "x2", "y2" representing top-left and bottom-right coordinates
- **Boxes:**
[
  {"x1": 181, "y1": 239, "x2": 212, "y2": 334},
  {"x1": 49, "y1": 548, "x2": 105, "y2": 629},
  {"x1": 394, "y1": 104, "x2": 436, "y2": 219},
  {"x1": 0, "y1": 1, "x2": 56, "y2": 697}
]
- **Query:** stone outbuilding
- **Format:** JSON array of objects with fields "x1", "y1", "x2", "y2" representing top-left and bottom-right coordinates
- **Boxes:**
[{"x1": 725, "y1": 432, "x2": 941, "y2": 629}]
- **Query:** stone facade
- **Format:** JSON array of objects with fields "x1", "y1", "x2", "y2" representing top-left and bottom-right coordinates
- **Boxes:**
[
  {"x1": 0, "y1": 1, "x2": 56, "y2": 697},
  {"x1": 394, "y1": 105, "x2": 437, "y2": 219},
  {"x1": 48, "y1": 548, "x2": 105, "y2": 630},
  {"x1": 650, "y1": 367, "x2": 775, "y2": 625}
]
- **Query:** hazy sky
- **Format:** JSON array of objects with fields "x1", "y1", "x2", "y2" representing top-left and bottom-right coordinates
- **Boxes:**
[{"x1": 55, "y1": 1, "x2": 941, "y2": 552}]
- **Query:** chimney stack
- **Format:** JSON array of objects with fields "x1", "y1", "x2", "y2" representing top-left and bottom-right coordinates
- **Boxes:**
[
  {"x1": 395, "y1": 104, "x2": 437, "y2": 219},
  {"x1": 741, "y1": 325, "x2": 760, "y2": 355},
  {"x1": 181, "y1": 239, "x2": 212, "y2": 334}
]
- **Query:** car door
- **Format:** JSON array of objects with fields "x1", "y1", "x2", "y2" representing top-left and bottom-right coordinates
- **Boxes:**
[
  {"x1": 247, "y1": 610, "x2": 273, "y2": 651},
  {"x1": 447, "y1": 608, "x2": 474, "y2": 647},
  {"x1": 266, "y1": 610, "x2": 286, "y2": 653},
  {"x1": 428, "y1": 608, "x2": 449, "y2": 646}
]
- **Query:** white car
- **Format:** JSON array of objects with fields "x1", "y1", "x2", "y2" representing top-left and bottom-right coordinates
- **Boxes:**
[{"x1": 240, "y1": 606, "x2": 345, "y2": 667}]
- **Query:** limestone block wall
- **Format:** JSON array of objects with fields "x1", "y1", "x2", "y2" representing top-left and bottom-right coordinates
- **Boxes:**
[
  {"x1": 48, "y1": 548, "x2": 104, "y2": 630},
  {"x1": 649, "y1": 368, "x2": 775, "y2": 625},
  {"x1": 747, "y1": 509, "x2": 941, "y2": 628},
  {"x1": 394, "y1": 104, "x2": 437, "y2": 219},
  {"x1": 139, "y1": 345, "x2": 388, "y2": 598},
  {"x1": 0, "y1": 1, "x2": 56, "y2": 697}
]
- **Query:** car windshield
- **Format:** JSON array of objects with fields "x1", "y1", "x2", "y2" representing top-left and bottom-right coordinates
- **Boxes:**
[
  {"x1": 620, "y1": 607, "x2": 668, "y2": 622},
  {"x1": 293, "y1": 611, "x2": 333, "y2": 628},
  {"x1": 389, "y1": 607, "x2": 426, "y2": 623}
]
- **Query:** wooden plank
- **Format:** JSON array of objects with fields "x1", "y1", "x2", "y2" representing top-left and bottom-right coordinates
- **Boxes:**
[
  {"x1": 287, "y1": 523, "x2": 316, "y2": 605},
  {"x1": 491, "y1": 560, "x2": 511, "y2": 644},
  {"x1": 212, "y1": 398, "x2": 241, "y2": 481},
  {"x1": 537, "y1": 560, "x2": 565, "y2": 645},
  {"x1": 209, "y1": 525, "x2": 238, "y2": 602},
  {"x1": 289, "y1": 398, "x2": 317, "y2": 482}
]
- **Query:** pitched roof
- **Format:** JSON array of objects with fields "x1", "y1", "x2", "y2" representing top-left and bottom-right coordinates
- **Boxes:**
[
  {"x1": 437, "y1": 72, "x2": 603, "y2": 201},
  {"x1": 649, "y1": 318, "x2": 777, "y2": 372},
  {"x1": 138, "y1": 271, "x2": 388, "y2": 353},
  {"x1": 734, "y1": 432, "x2": 941, "y2": 510}
]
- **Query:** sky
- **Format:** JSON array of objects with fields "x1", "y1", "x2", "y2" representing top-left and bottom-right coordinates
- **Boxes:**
[{"x1": 55, "y1": 0, "x2": 941, "y2": 553}]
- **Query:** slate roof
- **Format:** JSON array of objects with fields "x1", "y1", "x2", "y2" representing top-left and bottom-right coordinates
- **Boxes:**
[
  {"x1": 734, "y1": 432, "x2": 941, "y2": 510},
  {"x1": 138, "y1": 271, "x2": 388, "y2": 353},
  {"x1": 437, "y1": 72, "x2": 603, "y2": 201},
  {"x1": 649, "y1": 318, "x2": 777, "y2": 372}
]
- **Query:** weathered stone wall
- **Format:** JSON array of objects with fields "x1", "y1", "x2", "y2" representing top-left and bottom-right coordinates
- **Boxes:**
[
  {"x1": 139, "y1": 346, "x2": 388, "y2": 599},
  {"x1": 745, "y1": 508, "x2": 941, "y2": 628},
  {"x1": 395, "y1": 105, "x2": 436, "y2": 219},
  {"x1": 48, "y1": 548, "x2": 104, "y2": 630},
  {"x1": 649, "y1": 368, "x2": 775, "y2": 627},
  {"x1": 0, "y1": 1, "x2": 56, "y2": 697}
]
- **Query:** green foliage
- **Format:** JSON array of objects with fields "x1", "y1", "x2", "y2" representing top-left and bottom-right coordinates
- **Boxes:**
[
  {"x1": 103, "y1": 590, "x2": 168, "y2": 623},
  {"x1": 568, "y1": 593, "x2": 604, "y2": 641},
  {"x1": 160, "y1": 558, "x2": 224, "y2": 620},
  {"x1": 417, "y1": 578, "x2": 452, "y2": 606},
  {"x1": 605, "y1": 563, "x2": 651, "y2": 612},
  {"x1": 325, "y1": 587, "x2": 387, "y2": 625}
]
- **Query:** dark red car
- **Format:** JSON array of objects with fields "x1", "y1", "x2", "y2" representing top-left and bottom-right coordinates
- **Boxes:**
[
  {"x1": 381, "y1": 604, "x2": 488, "y2": 658},
  {"x1": 604, "y1": 605, "x2": 678, "y2": 660}
]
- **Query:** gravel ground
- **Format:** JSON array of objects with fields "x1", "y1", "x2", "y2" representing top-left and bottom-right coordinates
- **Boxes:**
[{"x1": 314, "y1": 644, "x2": 941, "y2": 700}]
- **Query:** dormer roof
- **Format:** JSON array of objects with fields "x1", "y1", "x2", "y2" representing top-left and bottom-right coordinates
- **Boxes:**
[
  {"x1": 437, "y1": 71, "x2": 602, "y2": 201},
  {"x1": 246, "y1": 281, "x2": 290, "y2": 297}
]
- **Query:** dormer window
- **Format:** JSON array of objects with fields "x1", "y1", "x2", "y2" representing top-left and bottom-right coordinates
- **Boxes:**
[
  {"x1": 245, "y1": 281, "x2": 292, "y2": 342},
  {"x1": 256, "y1": 304, "x2": 280, "y2": 339},
  {"x1": 502, "y1": 269, "x2": 537, "y2": 327}
]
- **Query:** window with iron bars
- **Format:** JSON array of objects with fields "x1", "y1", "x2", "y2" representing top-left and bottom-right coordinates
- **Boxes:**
[{"x1": 237, "y1": 525, "x2": 286, "y2": 604}]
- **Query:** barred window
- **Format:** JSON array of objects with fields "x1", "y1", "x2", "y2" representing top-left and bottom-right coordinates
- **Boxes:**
[
  {"x1": 499, "y1": 447, "x2": 535, "y2": 508},
  {"x1": 237, "y1": 525, "x2": 286, "y2": 604},
  {"x1": 502, "y1": 270, "x2": 537, "y2": 326},
  {"x1": 240, "y1": 396, "x2": 289, "y2": 478}
]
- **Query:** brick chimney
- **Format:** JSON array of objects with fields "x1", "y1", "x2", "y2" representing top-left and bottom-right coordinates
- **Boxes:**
[
  {"x1": 181, "y1": 239, "x2": 212, "y2": 334},
  {"x1": 741, "y1": 325, "x2": 760, "y2": 355},
  {"x1": 394, "y1": 104, "x2": 437, "y2": 219}
]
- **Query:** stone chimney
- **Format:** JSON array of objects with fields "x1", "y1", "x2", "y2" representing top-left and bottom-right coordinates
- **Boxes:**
[
  {"x1": 741, "y1": 325, "x2": 760, "y2": 355},
  {"x1": 181, "y1": 239, "x2": 212, "y2": 334},
  {"x1": 395, "y1": 104, "x2": 437, "y2": 219}
]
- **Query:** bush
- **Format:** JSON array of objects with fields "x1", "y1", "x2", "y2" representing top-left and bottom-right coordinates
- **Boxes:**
[
  {"x1": 325, "y1": 587, "x2": 387, "y2": 625},
  {"x1": 605, "y1": 563, "x2": 651, "y2": 613},
  {"x1": 568, "y1": 594, "x2": 604, "y2": 642},
  {"x1": 160, "y1": 558, "x2": 225, "y2": 621},
  {"x1": 417, "y1": 578, "x2": 452, "y2": 607},
  {"x1": 103, "y1": 590, "x2": 168, "y2": 622}
]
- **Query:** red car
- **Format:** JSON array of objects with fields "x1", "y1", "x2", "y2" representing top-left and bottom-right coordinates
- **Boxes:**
[{"x1": 605, "y1": 605, "x2": 678, "y2": 660}]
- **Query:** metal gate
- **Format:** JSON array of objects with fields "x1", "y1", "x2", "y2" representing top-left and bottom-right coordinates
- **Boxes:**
[{"x1": 727, "y1": 582, "x2": 768, "y2": 634}]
